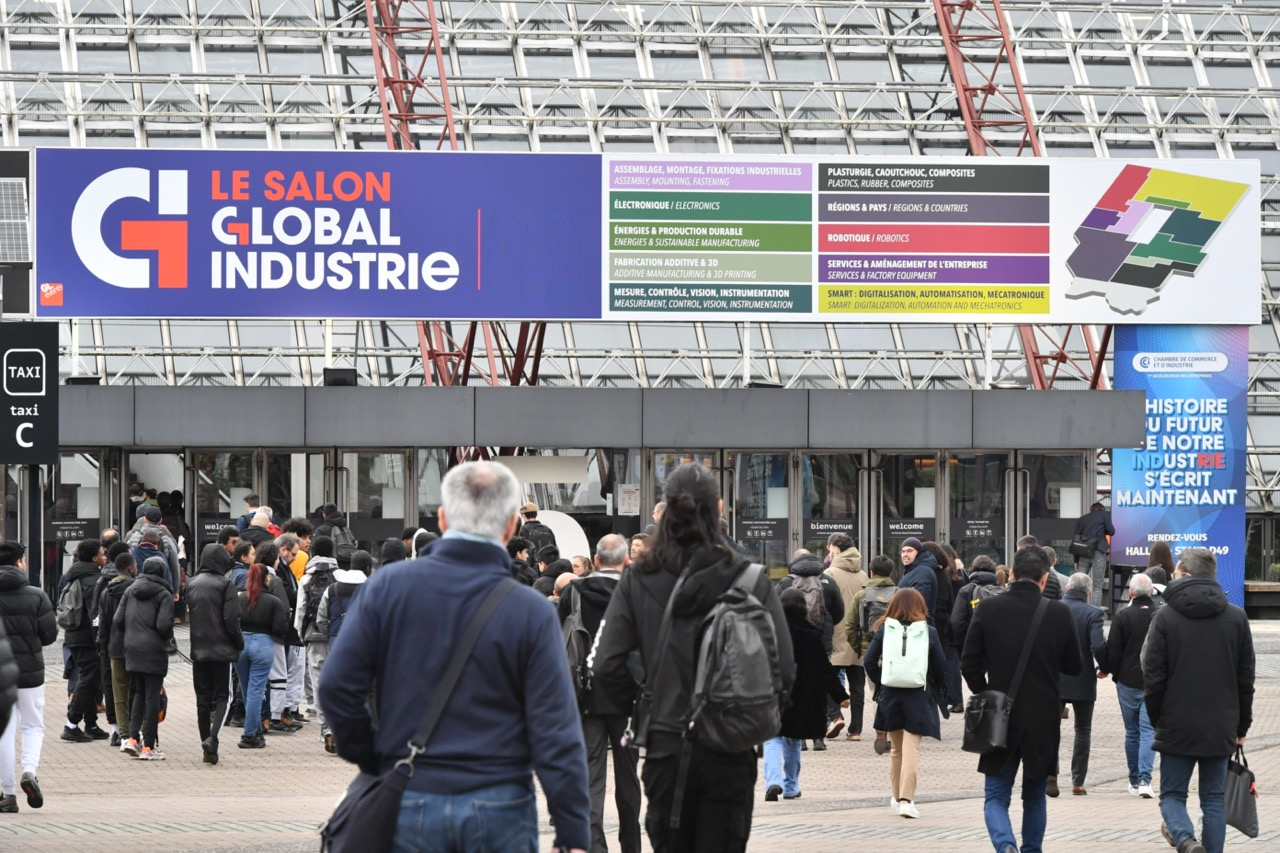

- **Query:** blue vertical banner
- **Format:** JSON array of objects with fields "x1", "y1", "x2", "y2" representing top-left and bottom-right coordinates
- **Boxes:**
[{"x1": 1112, "y1": 326, "x2": 1248, "y2": 605}]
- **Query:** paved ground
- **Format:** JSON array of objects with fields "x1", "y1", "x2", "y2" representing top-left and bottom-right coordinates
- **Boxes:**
[{"x1": 0, "y1": 622, "x2": 1277, "y2": 852}]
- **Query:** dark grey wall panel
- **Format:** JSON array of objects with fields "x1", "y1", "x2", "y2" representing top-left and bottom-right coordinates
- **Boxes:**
[
  {"x1": 133, "y1": 387, "x2": 305, "y2": 446},
  {"x1": 305, "y1": 387, "x2": 474, "y2": 446},
  {"x1": 643, "y1": 389, "x2": 807, "y2": 448},
  {"x1": 476, "y1": 388, "x2": 641, "y2": 447},
  {"x1": 60, "y1": 386, "x2": 134, "y2": 446},
  {"x1": 808, "y1": 391, "x2": 973, "y2": 448},
  {"x1": 971, "y1": 390, "x2": 1146, "y2": 449}
]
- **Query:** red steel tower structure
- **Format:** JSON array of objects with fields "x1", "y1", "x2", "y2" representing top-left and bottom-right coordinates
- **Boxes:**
[
  {"x1": 933, "y1": 0, "x2": 1111, "y2": 390},
  {"x1": 364, "y1": 0, "x2": 546, "y2": 412}
]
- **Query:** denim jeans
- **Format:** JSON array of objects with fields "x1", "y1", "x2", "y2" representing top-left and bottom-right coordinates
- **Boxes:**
[
  {"x1": 392, "y1": 781, "x2": 538, "y2": 853},
  {"x1": 1116, "y1": 684, "x2": 1154, "y2": 785},
  {"x1": 983, "y1": 750, "x2": 1048, "y2": 853},
  {"x1": 762, "y1": 737, "x2": 801, "y2": 798},
  {"x1": 235, "y1": 632, "x2": 274, "y2": 737},
  {"x1": 1160, "y1": 753, "x2": 1229, "y2": 853}
]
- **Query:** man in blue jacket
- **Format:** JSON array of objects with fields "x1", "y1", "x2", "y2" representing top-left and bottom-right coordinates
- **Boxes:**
[{"x1": 320, "y1": 461, "x2": 589, "y2": 853}]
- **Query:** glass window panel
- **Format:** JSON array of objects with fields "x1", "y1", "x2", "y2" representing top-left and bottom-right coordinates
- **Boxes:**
[
  {"x1": 1203, "y1": 62, "x2": 1259, "y2": 89},
  {"x1": 522, "y1": 51, "x2": 578, "y2": 77},
  {"x1": 1144, "y1": 60, "x2": 1199, "y2": 88},
  {"x1": 10, "y1": 48, "x2": 62, "y2": 73},
  {"x1": 772, "y1": 55, "x2": 830, "y2": 81},
  {"x1": 204, "y1": 47, "x2": 263, "y2": 74},
  {"x1": 650, "y1": 52, "x2": 704, "y2": 80},
  {"x1": 834, "y1": 56, "x2": 894, "y2": 84},
  {"x1": 137, "y1": 44, "x2": 193, "y2": 74},
  {"x1": 265, "y1": 48, "x2": 325, "y2": 74},
  {"x1": 1081, "y1": 61, "x2": 1137, "y2": 87},
  {"x1": 457, "y1": 50, "x2": 518, "y2": 77},
  {"x1": 586, "y1": 52, "x2": 638, "y2": 78},
  {"x1": 710, "y1": 50, "x2": 767, "y2": 82},
  {"x1": 76, "y1": 47, "x2": 134, "y2": 73}
]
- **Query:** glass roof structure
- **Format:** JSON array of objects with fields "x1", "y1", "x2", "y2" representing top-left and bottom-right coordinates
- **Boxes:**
[{"x1": 4, "y1": 0, "x2": 1280, "y2": 503}]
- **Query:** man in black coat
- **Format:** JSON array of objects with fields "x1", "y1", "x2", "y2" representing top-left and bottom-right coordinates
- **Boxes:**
[
  {"x1": 897, "y1": 538, "x2": 938, "y2": 614},
  {"x1": 0, "y1": 540, "x2": 50, "y2": 812},
  {"x1": 1073, "y1": 501, "x2": 1114, "y2": 607},
  {"x1": 1143, "y1": 548, "x2": 1254, "y2": 853},
  {"x1": 1106, "y1": 572, "x2": 1158, "y2": 798},
  {"x1": 61, "y1": 539, "x2": 109, "y2": 743},
  {"x1": 557, "y1": 534, "x2": 640, "y2": 853},
  {"x1": 187, "y1": 543, "x2": 244, "y2": 765},
  {"x1": 961, "y1": 544, "x2": 1082, "y2": 853},
  {"x1": 1055, "y1": 572, "x2": 1108, "y2": 796}
]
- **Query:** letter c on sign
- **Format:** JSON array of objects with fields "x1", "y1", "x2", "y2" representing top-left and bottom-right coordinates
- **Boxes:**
[{"x1": 16, "y1": 423, "x2": 33, "y2": 448}]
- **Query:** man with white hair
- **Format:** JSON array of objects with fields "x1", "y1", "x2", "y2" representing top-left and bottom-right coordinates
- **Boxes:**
[
  {"x1": 1104, "y1": 572, "x2": 1159, "y2": 798},
  {"x1": 559, "y1": 533, "x2": 640, "y2": 853},
  {"x1": 321, "y1": 461, "x2": 589, "y2": 853},
  {"x1": 1053, "y1": 572, "x2": 1108, "y2": 796}
]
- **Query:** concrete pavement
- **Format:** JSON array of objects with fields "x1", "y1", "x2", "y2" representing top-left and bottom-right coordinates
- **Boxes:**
[{"x1": 0, "y1": 622, "x2": 1276, "y2": 852}]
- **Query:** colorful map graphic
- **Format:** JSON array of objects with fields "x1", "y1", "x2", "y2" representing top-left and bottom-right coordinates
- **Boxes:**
[{"x1": 1066, "y1": 165, "x2": 1249, "y2": 314}]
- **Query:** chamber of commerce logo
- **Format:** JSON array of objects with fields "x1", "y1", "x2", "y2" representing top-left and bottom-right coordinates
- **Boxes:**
[
  {"x1": 66, "y1": 168, "x2": 189, "y2": 290},
  {"x1": 1066, "y1": 165, "x2": 1248, "y2": 314}
]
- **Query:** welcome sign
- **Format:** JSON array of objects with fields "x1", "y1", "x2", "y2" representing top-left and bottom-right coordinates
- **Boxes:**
[{"x1": 34, "y1": 150, "x2": 1260, "y2": 323}]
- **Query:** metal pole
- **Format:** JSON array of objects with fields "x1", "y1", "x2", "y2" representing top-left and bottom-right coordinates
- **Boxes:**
[
  {"x1": 742, "y1": 321, "x2": 751, "y2": 387},
  {"x1": 70, "y1": 319, "x2": 80, "y2": 376},
  {"x1": 26, "y1": 464, "x2": 42, "y2": 593},
  {"x1": 983, "y1": 323, "x2": 994, "y2": 389}
]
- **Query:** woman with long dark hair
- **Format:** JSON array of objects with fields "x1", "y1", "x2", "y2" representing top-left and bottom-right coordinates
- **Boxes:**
[
  {"x1": 1147, "y1": 541, "x2": 1175, "y2": 576},
  {"x1": 864, "y1": 587, "x2": 947, "y2": 819},
  {"x1": 592, "y1": 462, "x2": 795, "y2": 853},
  {"x1": 235, "y1": 562, "x2": 287, "y2": 749}
]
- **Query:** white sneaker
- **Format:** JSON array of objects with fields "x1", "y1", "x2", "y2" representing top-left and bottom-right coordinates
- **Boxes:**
[
  {"x1": 1138, "y1": 783, "x2": 1155, "y2": 799},
  {"x1": 889, "y1": 796, "x2": 900, "y2": 813},
  {"x1": 899, "y1": 800, "x2": 920, "y2": 819},
  {"x1": 1129, "y1": 784, "x2": 1141, "y2": 797}
]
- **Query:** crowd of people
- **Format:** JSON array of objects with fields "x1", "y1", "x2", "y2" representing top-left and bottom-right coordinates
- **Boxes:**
[{"x1": 0, "y1": 463, "x2": 1259, "y2": 853}]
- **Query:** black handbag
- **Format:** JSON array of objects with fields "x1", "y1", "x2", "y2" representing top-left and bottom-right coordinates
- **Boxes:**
[
  {"x1": 1225, "y1": 746, "x2": 1259, "y2": 838},
  {"x1": 319, "y1": 580, "x2": 516, "y2": 853},
  {"x1": 962, "y1": 597, "x2": 1048, "y2": 755},
  {"x1": 1068, "y1": 537, "x2": 1097, "y2": 558}
]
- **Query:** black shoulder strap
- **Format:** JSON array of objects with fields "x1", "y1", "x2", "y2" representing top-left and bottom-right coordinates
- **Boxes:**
[
  {"x1": 396, "y1": 579, "x2": 516, "y2": 775},
  {"x1": 1008, "y1": 597, "x2": 1049, "y2": 703}
]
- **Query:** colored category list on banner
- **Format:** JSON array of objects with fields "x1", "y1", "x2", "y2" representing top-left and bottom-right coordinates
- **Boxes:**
[
  {"x1": 815, "y1": 163, "x2": 1051, "y2": 315},
  {"x1": 607, "y1": 160, "x2": 813, "y2": 314}
]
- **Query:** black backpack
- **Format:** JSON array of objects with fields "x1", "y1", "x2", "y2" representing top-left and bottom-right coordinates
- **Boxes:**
[
  {"x1": 523, "y1": 521, "x2": 556, "y2": 558},
  {"x1": 331, "y1": 526, "x2": 358, "y2": 567},
  {"x1": 326, "y1": 582, "x2": 362, "y2": 641},
  {"x1": 860, "y1": 584, "x2": 897, "y2": 635},
  {"x1": 303, "y1": 566, "x2": 335, "y2": 634}
]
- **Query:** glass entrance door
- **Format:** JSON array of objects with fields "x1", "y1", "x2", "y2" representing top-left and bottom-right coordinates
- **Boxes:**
[
  {"x1": 190, "y1": 451, "x2": 256, "y2": 557},
  {"x1": 730, "y1": 452, "x2": 791, "y2": 577},
  {"x1": 871, "y1": 452, "x2": 939, "y2": 576},
  {"x1": 949, "y1": 452, "x2": 1011, "y2": 566},
  {"x1": 801, "y1": 453, "x2": 860, "y2": 555},
  {"x1": 338, "y1": 451, "x2": 408, "y2": 554},
  {"x1": 1020, "y1": 451, "x2": 1088, "y2": 569}
]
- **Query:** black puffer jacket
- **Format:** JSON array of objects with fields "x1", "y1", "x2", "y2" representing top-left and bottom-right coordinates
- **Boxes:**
[
  {"x1": 97, "y1": 574, "x2": 135, "y2": 659},
  {"x1": 1144, "y1": 576, "x2": 1255, "y2": 757},
  {"x1": 187, "y1": 545, "x2": 243, "y2": 663},
  {"x1": 270, "y1": 565, "x2": 303, "y2": 646},
  {"x1": 61, "y1": 561, "x2": 102, "y2": 647},
  {"x1": 239, "y1": 584, "x2": 290, "y2": 639},
  {"x1": 113, "y1": 560, "x2": 175, "y2": 676},
  {"x1": 1105, "y1": 595, "x2": 1157, "y2": 689},
  {"x1": 0, "y1": 620, "x2": 16, "y2": 735},
  {"x1": 592, "y1": 545, "x2": 796, "y2": 743},
  {"x1": 950, "y1": 570, "x2": 999, "y2": 651},
  {"x1": 0, "y1": 566, "x2": 57, "y2": 688}
]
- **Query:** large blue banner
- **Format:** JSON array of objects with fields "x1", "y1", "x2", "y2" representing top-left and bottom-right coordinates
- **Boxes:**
[
  {"x1": 34, "y1": 149, "x2": 601, "y2": 319},
  {"x1": 1113, "y1": 325, "x2": 1248, "y2": 605}
]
